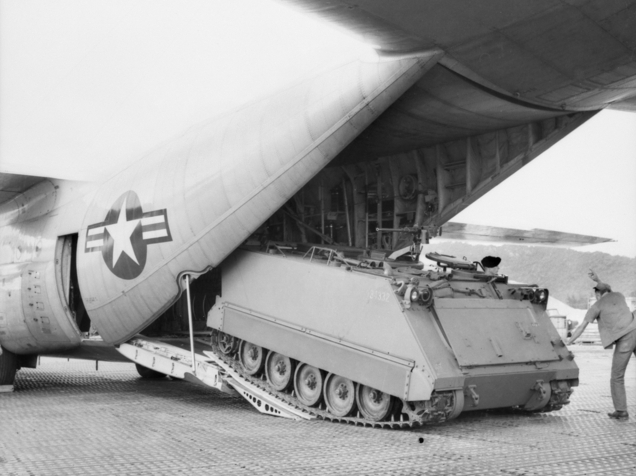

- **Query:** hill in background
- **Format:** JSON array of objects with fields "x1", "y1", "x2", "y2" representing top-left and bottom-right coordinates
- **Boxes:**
[{"x1": 423, "y1": 242, "x2": 636, "y2": 309}]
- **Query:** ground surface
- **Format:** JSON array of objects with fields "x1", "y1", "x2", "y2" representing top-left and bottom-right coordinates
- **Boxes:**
[{"x1": 0, "y1": 346, "x2": 634, "y2": 476}]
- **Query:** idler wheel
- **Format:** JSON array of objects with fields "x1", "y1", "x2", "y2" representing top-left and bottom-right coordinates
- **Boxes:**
[
  {"x1": 324, "y1": 373, "x2": 357, "y2": 417},
  {"x1": 356, "y1": 384, "x2": 394, "y2": 421},
  {"x1": 265, "y1": 352, "x2": 295, "y2": 391},
  {"x1": 216, "y1": 332, "x2": 239, "y2": 356},
  {"x1": 447, "y1": 389, "x2": 465, "y2": 420},
  {"x1": 239, "y1": 341, "x2": 266, "y2": 376},
  {"x1": 294, "y1": 363, "x2": 324, "y2": 407}
]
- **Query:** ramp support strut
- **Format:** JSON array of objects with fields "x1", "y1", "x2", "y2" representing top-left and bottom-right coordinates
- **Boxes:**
[{"x1": 184, "y1": 274, "x2": 196, "y2": 375}]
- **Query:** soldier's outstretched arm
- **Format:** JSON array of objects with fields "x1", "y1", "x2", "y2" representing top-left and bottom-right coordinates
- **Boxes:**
[
  {"x1": 567, "y1": 305, "x2": 601, "y2": 345},
  {"x1": 588, "y1": 269, "x2": 601, "y2": 283},
  {"x1": 566, "y1": 321, "x2": 589, "y2": 345},
  {"x1": 588, "y1": 269, "x2": 612, "y2": 290}
]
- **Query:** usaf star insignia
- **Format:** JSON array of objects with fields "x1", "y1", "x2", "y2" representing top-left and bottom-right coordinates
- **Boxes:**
[{"x1": 84, "y1": 191, "x2": 172, "y2": 280}]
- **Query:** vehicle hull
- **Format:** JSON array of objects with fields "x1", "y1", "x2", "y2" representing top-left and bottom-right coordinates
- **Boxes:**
[{"x1": 208, "y1": 249, "x2": 579, "y2": 413}]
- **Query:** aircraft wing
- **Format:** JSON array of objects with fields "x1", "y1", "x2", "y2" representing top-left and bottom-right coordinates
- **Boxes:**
[
  {"x1": 278, "y1": 0, "x2": 636, "y2": 112},
  {"x1": 440, "y1": 222, "x2": 613, "y2": 247},
  {"x1": 608, "y1": 95, "x2": 636, "y2": 112},
  {"x1": 277, "y1": 0, "x2": 636, "y2": 230},
  {"x1": 0, "y1": 173, "x2": 46, "y2": 205}
]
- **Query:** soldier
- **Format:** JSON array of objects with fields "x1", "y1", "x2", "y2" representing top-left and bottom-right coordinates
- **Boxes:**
[
  {"x1": 481, "y1": 256, "x2": 501, "y2": 275},
  {"x1": 567, "y1": 269, "x2": 636, "y2": 420}
]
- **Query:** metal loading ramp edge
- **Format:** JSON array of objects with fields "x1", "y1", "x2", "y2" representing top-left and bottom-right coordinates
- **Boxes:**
[{"x1": 117, "y1": 337, "x2": 314, "y2": 421}]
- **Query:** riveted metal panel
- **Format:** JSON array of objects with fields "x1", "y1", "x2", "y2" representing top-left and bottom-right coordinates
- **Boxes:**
[{"x1": 433, "y1": 298, "x2": 559, "y2": 367}]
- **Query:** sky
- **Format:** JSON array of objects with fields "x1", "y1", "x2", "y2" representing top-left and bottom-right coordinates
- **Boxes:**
[{"x1": 1, "y1": 0, "x2": 635, "y2": 258}]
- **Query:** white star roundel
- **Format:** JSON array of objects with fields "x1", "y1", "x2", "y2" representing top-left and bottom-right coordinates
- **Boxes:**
[{"x1": 84, "y1": 191, "x2": 172, "y2": 280}]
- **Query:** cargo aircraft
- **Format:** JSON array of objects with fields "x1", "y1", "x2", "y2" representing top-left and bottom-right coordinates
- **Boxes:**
[{"x1": 1, "y1": 1, "x2": 635, "y2": 426}]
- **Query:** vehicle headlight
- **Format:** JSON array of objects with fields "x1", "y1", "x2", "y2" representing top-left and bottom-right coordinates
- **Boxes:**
[
  {"x1": 410, "y1": 288, "x2": 420, "y2": 302},
  {"x1": 419, "y1": 286, "x2": 433, "y2": 306},
  {"x1": 532, "y1": 288, "x2": 549, "y2": 304}
]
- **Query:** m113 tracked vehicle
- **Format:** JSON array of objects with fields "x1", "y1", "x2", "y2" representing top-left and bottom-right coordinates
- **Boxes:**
[{"x1": 203, "y1": 243, "x2": 577, "y2": 427}]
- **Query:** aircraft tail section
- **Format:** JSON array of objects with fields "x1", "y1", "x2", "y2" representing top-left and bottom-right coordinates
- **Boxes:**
[{"x1": 78, "y1": 50, "x2": 443, "y2": 344}]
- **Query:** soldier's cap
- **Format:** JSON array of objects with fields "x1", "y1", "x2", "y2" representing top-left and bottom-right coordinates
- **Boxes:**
[
  {"x1": 481, "y1": 256, "x2": 501, "y2": 268},
  {"x1": 593, "y1": 283, "x2": 612, "y2": 293}
]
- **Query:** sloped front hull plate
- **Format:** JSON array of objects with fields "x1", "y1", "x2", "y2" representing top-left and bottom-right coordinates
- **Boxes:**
[{"x1": 433, "y1": 298, "x2": 559, "y2": 367}]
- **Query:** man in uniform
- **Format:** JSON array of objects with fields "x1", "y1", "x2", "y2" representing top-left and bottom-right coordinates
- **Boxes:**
[
  {"x1": 481, "y1": 256, "x2": 501, "y2": 276},
  {"x1": 567, "y1": 270, "x2": 636, "y2": 420}
]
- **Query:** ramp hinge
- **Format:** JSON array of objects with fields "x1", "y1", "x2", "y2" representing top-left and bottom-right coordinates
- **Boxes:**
[
  {"x1": 489, "y1": 337, "x2": 503, "y2": 357},
  {"x1": 515, "y1": 321, "x2": 533, "y2": 340}
]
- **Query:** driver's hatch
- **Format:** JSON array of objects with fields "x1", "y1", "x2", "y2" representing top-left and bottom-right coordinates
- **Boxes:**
[{"x1": 432, "y1": 298, "x2": 559, "y2": 367}]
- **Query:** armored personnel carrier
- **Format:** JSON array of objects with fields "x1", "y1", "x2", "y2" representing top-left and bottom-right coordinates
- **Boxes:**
[
  {"x1": 202, "y1": 244, "x2": 577, "y2": 427},
  {"x1": 130, "y1": 159, "x2": 585, "y2": 428}
]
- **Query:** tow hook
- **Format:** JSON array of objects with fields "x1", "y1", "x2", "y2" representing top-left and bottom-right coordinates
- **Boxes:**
[
  {"x1": 467, "y1": 385, "x2": 479, "y2": 406},
  {"x1": 551, "y1": 380, "x2": 574, "y2": 406}
]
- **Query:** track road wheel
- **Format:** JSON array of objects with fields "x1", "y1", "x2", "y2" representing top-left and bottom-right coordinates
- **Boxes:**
[
  {"x1": 0, "y1": 346, "x2": 19, "y2": 386},
  {"x1": 294, "y1": 363, "x2": 324, "y2": 407},
  {"x1": 135, "y1": 364, "x2": 166, "y2": 379},
  {"x1": 324, "y1": 373, "x2": 357, "y2": 417},
  {"x1": 356, "y1": 384, "x2": 394, "y2": 422},
  {"x1": 239, "y1": 341, "x2": 266, "y2": 376},
  {"x1": 265, "y1": 352, "x2": 295, "y2": 391},
  {"x1": 216, "y1": 332, "x2": 239, "y2": 356}
]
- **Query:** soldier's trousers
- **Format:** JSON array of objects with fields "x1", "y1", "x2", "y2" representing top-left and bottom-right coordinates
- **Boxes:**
[{"x1": 611, "y1": 328, "x2": 636, "y2": 412}]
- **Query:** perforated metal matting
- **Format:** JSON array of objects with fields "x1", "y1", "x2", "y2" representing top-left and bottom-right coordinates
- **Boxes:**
[{"x1": 1, "y1": 346, "x2": 634, "y2": 475}]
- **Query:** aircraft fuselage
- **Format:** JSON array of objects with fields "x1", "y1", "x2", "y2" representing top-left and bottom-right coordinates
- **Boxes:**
[{"x1": 0, "y1": 52, "x2": 437, "y2": 356}]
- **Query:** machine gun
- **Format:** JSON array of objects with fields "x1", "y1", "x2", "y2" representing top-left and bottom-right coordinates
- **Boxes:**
[{"x1": 376, "y1": 225, "x2": 441, "y2": 261}]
